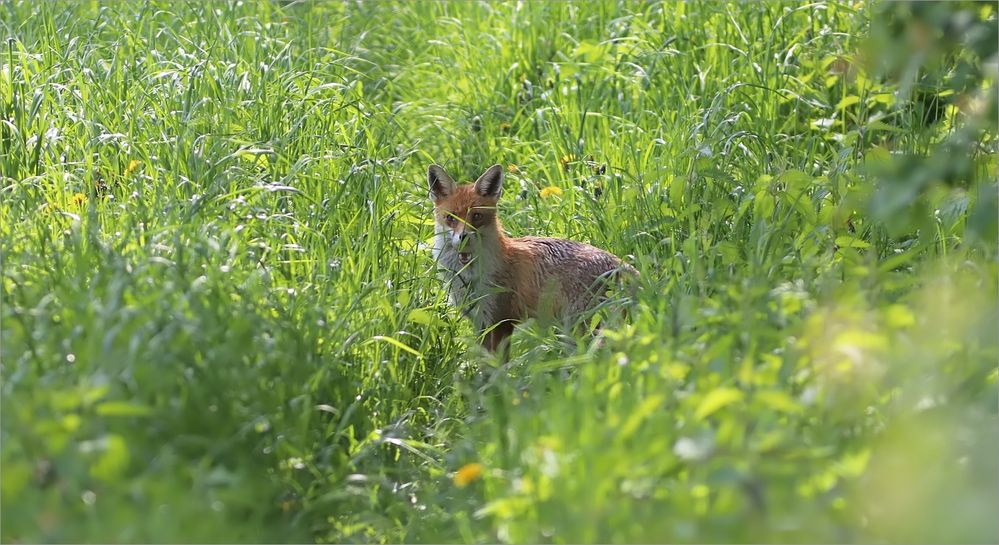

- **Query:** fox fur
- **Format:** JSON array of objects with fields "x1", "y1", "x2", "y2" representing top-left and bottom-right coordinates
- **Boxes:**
[{"x1": 429, "y1": 163, "x2": 638, "y2": 354}]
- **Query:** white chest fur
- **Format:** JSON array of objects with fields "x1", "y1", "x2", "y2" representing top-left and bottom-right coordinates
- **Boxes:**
[{"x1": 432, "y1": 227, "x2": 500, "y2": 331}]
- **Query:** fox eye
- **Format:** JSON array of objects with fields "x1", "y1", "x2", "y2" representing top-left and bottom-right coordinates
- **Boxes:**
[
  {"x1": 471, "y1": 212, "x2": 482, "y2": 222},
  {"x1": 445, "y1": 215, "x2": 456, "y2": 226}
]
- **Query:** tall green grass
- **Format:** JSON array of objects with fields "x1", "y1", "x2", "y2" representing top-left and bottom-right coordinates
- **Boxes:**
[{"x1": 2, "y1": 1, "x2": 996, "y2": 543}]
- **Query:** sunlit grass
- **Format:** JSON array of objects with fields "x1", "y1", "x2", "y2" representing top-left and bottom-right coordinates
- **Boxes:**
[{"x1": 1, "y1": 1, "x2": 996, "y2": 543}]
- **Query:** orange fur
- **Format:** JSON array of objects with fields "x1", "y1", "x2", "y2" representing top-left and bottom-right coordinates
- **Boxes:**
[{"x1": 429, "y1": 164, "x2": 638, "y2": 354}]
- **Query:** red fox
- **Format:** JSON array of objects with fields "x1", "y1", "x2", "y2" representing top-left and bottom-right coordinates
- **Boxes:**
[{"x1": 429, "y1": 163, "x2": 639, "y2": 353}]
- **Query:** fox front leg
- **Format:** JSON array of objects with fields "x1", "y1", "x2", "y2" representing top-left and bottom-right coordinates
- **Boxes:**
[{"x1": 482, "y1": 321, "x2": 514, "y2": 359}]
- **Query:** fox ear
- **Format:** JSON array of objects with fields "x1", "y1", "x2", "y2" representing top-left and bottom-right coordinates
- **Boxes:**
[
  {"x1": 428, "y1": 164, "x2": 456, "y2": 202},
  {"x1": 473, "y1": 164, "x2": 504, "y2": 199}
]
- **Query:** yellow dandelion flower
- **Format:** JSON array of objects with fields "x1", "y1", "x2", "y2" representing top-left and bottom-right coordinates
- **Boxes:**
[
  {"x1": 499, "y1": 122, "x2": 512, "y2": 132},
  {"x1": 540, "y1": 186, "x2": 563, "y2": 199},
  {"x1": 506, "y1": 164, "x2": 519, "y2": 173},
  {"x1": 453, "y1": 463, "x2": 483, "y2": 487},
  {"x1": 559, "y1": 153, "x2": 577, "y2": 171},
  {"x1": 71, "y1": 192, "x2": 87, "y2": 207},
  {"x1": 125, "y1": 159, "x2": 142, "y2": 176}
]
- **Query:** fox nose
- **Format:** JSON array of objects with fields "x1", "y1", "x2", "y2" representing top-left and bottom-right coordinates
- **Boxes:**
[{"x1": 452, "y1": 231, "x2": 470, "y2": 249}]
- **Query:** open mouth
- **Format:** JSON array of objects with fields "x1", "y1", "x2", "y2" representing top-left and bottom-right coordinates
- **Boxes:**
[{"x1": 458, "y1": 252, "x2": 472, "y2": 266}]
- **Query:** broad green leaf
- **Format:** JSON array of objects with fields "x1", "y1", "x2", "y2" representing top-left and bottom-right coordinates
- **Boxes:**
[
  {"x1": 866, "y1": 119, "x2": 902, "y2": 132},
  {"x1": 884, "y1": 304, "x2": 915, "y2": 328},
  {"x1": 238, "y1": 149, "x2": 271, "y2": 167},
  {"x1": 407, "y1": 308, "x2": 441, "y2": 326},
  {"x1": 95, "y1": 401, "x2": 153, "y2": 417},
  {"x1": 0, "y1": 461, "x2": 31, "y2": 501},
  {"x1": 834, "y1": 448, "x2": 871, "y2": 477},
  {"x1": 835, "y1": 235, "x2": 870, "y2": 248},
  {"x1": 836, "y1": 95, "x2": 860, "y2": 109},
  {"x1": 86, "y1": 434, "x2": 130, "y2": 481},
  {"x1": 81, "y1": 385, "x2": 110, "y2": 406},
  {"x1": 695, "y1": 388, "x2": 744, "y2": 420},
  {"x1": 870, "y1": 93, "x2": 895, "y2": 105},
  {"x1": 573, "y1": 41, "x2": 610, "y2": 63},
  {"x1": 755, "y1": 390, "x2": 802, "y2": 414},
  {"x1": 781, "y1": 170, "x2": 812, "y2": 190},
  {"x1": 619, "y1": 394, "x2": 665, "y2": 440}
]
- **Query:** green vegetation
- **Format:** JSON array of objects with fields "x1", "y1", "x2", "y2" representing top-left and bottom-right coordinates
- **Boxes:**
[{"x1": 2, "y1": 1, "x2": 996, "y2": 542}]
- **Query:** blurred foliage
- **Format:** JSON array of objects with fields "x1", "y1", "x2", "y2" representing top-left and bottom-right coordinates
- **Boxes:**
[
  {"x1": 864, "y1": 1, "x2": 998, "y2": 245},
  {"x1": 1, "y1": 0, "x2": 996, "y2": 543}
]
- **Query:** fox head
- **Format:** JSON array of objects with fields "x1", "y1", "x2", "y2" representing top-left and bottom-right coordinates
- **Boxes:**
[{"x1": 428, "y1": 164, "x2": 504, "y2": 267}]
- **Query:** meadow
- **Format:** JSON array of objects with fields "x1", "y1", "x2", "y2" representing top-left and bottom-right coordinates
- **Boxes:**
[{"x1": 1, "y1": 1, "x2": 997, "y2": 543}]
